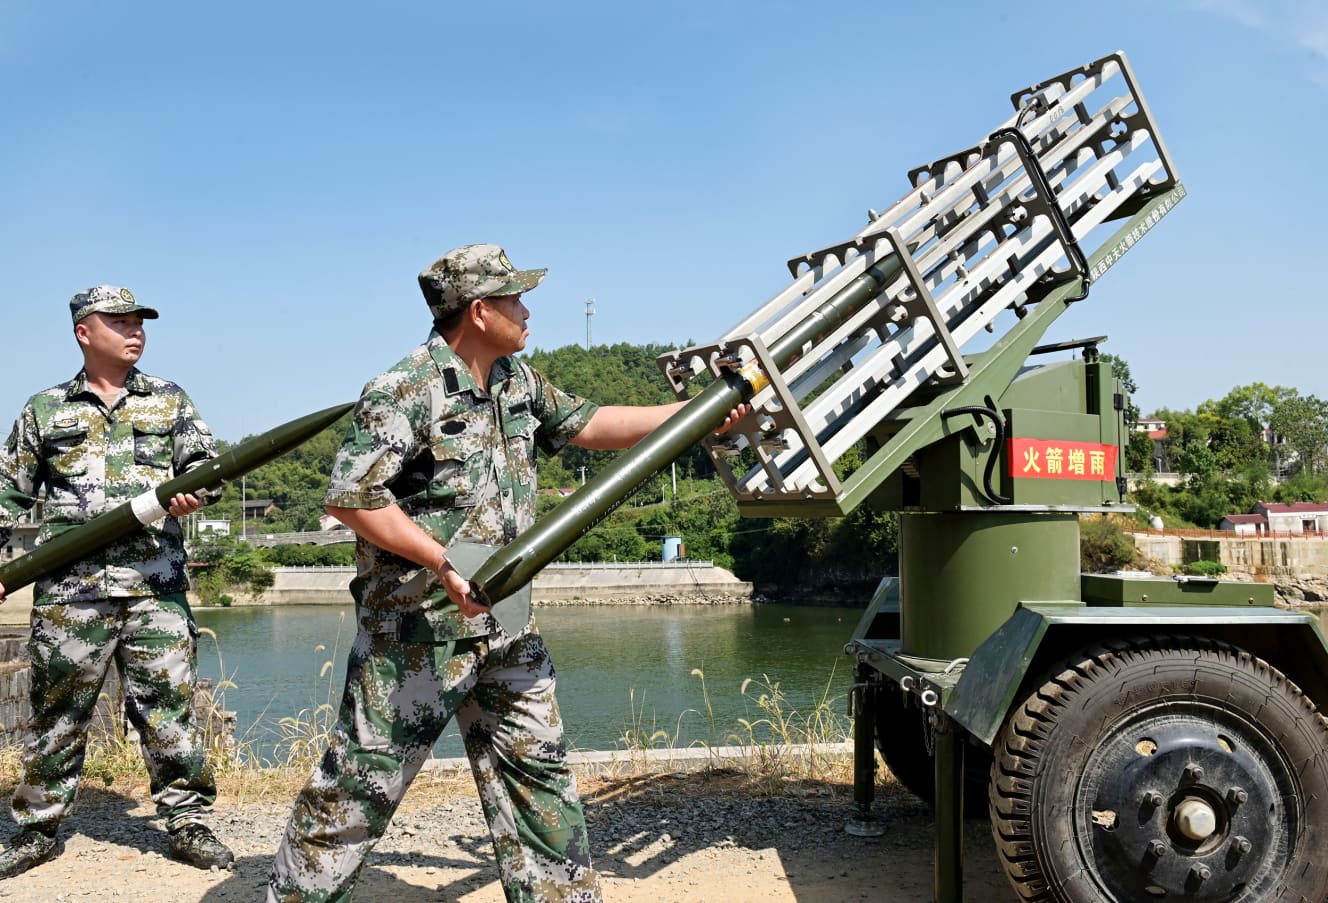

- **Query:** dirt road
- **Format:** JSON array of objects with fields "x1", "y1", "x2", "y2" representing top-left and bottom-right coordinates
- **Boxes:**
[{"x1": 0, "y1": 773, "x2": 1011, "y2": 902}]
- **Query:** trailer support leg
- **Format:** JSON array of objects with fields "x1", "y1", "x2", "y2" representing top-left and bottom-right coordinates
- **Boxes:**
[
  {"x1": 846, "y1": 668, "x2": 885, "y2": 837},
  {"x1": 933, "y1": 716, "x2": 965, "y2": 903}
]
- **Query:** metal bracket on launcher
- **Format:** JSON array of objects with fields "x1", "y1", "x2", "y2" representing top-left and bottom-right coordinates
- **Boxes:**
[
  {"x1": 785, "y1": 238, "x2": 872, "y2": 280},
  {"x1": 1010, "y1": 51, "x2": 1178, "y2": 199},
  {"x1": 877, "y1": 226, "x2": 969, "y2": 385},
  {"x1": 722, "y1": 335, "x2": 843, "y2": 500},
  {"x1": 659, "y1": 337, "x2": 842, "y2": 500},
  {"x1": 906, "y1": 145, "x2": 986, "y2": 196}
]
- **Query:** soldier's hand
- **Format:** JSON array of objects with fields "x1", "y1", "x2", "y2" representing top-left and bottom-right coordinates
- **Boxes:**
[
  {"x1": 0, "y1": 581, "x2": 6, "y2": 604},
  {"x1": 167, "y1": 492, "x2": 204, "y2": 517},
  {"x1": 435, "y1": 558, "x2": 490, "y2": 618},
  {"x1": 713, "y1": 403, "x2": 752, "y2": 435}
]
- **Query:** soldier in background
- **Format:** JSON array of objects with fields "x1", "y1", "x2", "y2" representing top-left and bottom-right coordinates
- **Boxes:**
[
  {"x1": 268, "y1": 244, "x2": 747, "y2": 902},
  {"x1": 0, "y1": 286, "x2": 233, "y2": 877}
]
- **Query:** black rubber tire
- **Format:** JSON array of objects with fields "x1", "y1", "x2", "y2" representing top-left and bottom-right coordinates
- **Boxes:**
[
  {"x1": 990, "y1": 636, "x2": 1328, "y2": 902},
  {"x1": 875, "y1": 685, "x2": 990, "y2": 818}
]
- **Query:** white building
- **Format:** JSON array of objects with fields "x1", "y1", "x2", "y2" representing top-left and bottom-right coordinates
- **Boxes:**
[{"x1": 1255, "y1": 501, "x2": 1328, "y2": 535}]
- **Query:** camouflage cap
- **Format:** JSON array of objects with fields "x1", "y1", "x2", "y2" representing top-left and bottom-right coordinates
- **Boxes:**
[
  {"x1": 418, "y1": 244, "x2": 547, "y2": 320},
  {"x1": 70, "y1": 285, "x2": 160, "y2": 325}
]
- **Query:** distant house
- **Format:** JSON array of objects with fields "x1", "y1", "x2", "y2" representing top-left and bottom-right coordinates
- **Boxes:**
[
  {"x1": 1, "y1": 523, "x2": 40, "y2": 561},
  {"x1": 1254, "y1": 501, "x2": 1328, "y2": 535},
  {"x1": 1218, "y1": 514, "x2": 1266, "y2": 536},
  {"x1": 197, "y1": 519, "x2": 231, "y2": 536},
  {"x1": 242, "y1": 498, "x2": 276, "y2": 520},
  {"x1": 1219, "y1": 501, "x2": 1328, "y2": 536}
]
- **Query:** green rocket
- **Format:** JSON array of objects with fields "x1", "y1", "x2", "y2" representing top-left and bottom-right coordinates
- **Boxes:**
[{"x1": 0, "y1": 402, "x2": 353, "y2": 595}]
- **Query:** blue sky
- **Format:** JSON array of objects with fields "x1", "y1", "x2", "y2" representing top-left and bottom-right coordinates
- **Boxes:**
[{"x1": 2, "y1": 0, "x2": 1325, "y2": 441}]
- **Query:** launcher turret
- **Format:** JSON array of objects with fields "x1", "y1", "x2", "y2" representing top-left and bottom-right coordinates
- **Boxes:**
[{"x1": 470, "y1": 51, "x2": 1178, "y2": 600}]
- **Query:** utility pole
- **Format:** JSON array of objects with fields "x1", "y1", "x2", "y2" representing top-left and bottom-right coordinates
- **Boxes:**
[{"x1": 585, "y1": 298, "x2": 595, "y2": 350}]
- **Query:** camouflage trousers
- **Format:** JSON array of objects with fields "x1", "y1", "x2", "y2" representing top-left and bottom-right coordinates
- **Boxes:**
[
  {"x1": 268, "y1": 617, "x2": 601, "y2": 903},
  {"x1": 12, "y1": 592, "x2": 216, "y2": 832}
]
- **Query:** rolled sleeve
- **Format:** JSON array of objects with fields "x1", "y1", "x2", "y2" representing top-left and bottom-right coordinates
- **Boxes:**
[
  {"x1": 324, "y1": 390, "x2": 413, "y2": 510},
  {"x1": 0, "y1": 408, "x2": 41, "y2": 546},
  {"x1": 173, "y1": 392, "x2": 220, "y2": 477},
  {"x1": 530, "y1": 368, "x2": 599, "y2": 455}
]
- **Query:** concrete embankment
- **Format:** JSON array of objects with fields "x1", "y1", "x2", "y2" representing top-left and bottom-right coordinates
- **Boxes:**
[
  {"x1": 0, "y1": 563, "x2": 754, "y2": 626},
  {"x1": 1132, "y1": 532, "x2": 1328, "y2": 579},
  {"x1": 231, "y1": 561, "x2": 754, "y2": 607}
]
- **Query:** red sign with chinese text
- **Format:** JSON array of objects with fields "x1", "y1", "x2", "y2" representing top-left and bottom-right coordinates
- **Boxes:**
[{"x1": 1007, "y1": 438, "x2": 1118, "y2": 481}]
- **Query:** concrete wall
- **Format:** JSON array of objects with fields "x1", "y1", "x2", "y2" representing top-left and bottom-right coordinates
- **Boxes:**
[
  {"x1": 531, "y1": 563, "x2": 752, "y2": 603},
  {"x1": 1131, "y1": 533, "x2": 1328, "y2": 579},
  {"x1": 0, "y1": 563, "x2": 755, "y2": 621},
  {"x1": 193, "y1": 563, "x2": 755, "y2": 607}
]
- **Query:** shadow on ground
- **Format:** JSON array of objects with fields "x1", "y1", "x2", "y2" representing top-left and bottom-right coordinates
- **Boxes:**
[{"x1": 192, "y1": 771, "x2": 1010, "y2": 903}]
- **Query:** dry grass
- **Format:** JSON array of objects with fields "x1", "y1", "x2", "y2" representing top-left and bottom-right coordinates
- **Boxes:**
[
  {"x1": 0, "y1": 623, "x2": 887, "y2": 809},
  {"x1": 0, "y1": 738, "x2": 891, "y2": 813}
]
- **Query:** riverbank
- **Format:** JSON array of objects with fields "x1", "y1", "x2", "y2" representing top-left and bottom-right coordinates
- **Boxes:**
[
  {"x1": 0, "y1": 563, "x2": 756, "y2": 627},
  {"x1": 213, "y1": 562, "x2": 754, "y2": 608}
]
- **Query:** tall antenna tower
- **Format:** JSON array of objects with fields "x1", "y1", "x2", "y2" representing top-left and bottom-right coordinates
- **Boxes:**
[{"x1": 584, "y1": 298, "x2": 596, "y2": 349}]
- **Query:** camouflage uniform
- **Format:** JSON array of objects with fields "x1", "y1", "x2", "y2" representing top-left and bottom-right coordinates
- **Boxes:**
[
  {"x1": 0, "y1": 365, "x2": 220, "y2": 833},
  {"x1": 268, "y1": 332, "x2": 602, "y2": 903}
]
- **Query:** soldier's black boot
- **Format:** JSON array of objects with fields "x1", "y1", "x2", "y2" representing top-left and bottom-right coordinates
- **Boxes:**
[
  {"x1": 167, "y1": 823, "x2": 234, "y2": 870},
  {"x1": 0, "y1": 827, "x2": 61, "y2": 878}
]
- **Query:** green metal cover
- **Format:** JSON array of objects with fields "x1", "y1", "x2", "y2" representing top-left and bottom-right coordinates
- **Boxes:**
[
  {"x1": 949, "y1": 603, "x2": 1324, "y2": 746},
  {"x1": 1081, "y1": 573, "x2": 1275, "y2": 606}
]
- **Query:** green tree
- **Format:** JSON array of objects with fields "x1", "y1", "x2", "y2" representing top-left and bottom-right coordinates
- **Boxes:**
[
  {"x1": 1124, "y1": 430, "x2": 1154, "y2": 474},
  {"x1": 1199, "y1": 382, "x2": 1291, "y2": 431},
  {"x1": 1206, "y1": 417, "x2": 1268, "y2": 478},
  {"x1": 1176, "y1": 441, "x2": 1217, "y2": 491},
  {"x1": 1269, "y1": 393, "x2": 1328, "y2": 476},
  {"x1": 1099, "y1": 353, "x2": 1139, "y2": 423}
]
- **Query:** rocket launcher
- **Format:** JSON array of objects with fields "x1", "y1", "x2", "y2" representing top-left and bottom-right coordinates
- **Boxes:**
[
  {"x1": 461, "y1": 51, "x2": 1182, "y2": 610},
  {"x1": 0, "y1": 402, "x2": 353, "y2": 596}
]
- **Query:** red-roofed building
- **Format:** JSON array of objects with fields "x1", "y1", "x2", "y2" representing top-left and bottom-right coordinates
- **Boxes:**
[
  {"x1": 1254, "y1": 501, "x2": 1328, "y2": 535},
  {"x1": 1218, "y1": 513, "x2": 1267, "y2": 536},
  {"x1": 1133, "y1": 417, "x2": 1168, "y2": 440}
]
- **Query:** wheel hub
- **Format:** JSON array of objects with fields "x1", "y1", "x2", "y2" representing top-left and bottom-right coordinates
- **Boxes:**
[{"x1": 1078, "y1": 714, "x2": 1283, "y2": 900}]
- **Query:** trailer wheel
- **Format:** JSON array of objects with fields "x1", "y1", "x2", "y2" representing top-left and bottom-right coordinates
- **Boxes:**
[
  {"x1": 875, "y1": 685, "x2": 989, "y2": 817},
  {"x1": 990, "y1": 637, "x2": 1328, "y2": 902}
]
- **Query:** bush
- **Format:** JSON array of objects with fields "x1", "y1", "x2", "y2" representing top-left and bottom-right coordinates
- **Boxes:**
[
  {"x1": 261, "y1": 543, "x2": 356, "y2": 567},
  {"x1": 1184, "y1": 559, "x2": 1227, "y2": 577},
  {"x1": 1080, "y1": 515, "x2": 1140, "y2": 573},
  {"x1": 189, "y1": 533, "x2": 276, "y2": 604}
]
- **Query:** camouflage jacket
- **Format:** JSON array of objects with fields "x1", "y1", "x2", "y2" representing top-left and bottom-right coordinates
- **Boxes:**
[
  {"x1": 325, "y1": 332, "x2": 597, "y2": 637},
  {"x1": 0, "y1": 368, "x2": 218, "y2": 604}
]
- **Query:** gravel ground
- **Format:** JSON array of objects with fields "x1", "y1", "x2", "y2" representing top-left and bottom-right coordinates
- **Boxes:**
[{"x1": 0, "y1": 772, "x2": 1012, "y2": 902}]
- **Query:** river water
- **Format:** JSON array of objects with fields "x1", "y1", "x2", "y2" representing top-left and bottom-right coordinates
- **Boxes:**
[{"x1": 193, "y1": 601, "x2": 862, "y2": 762}]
